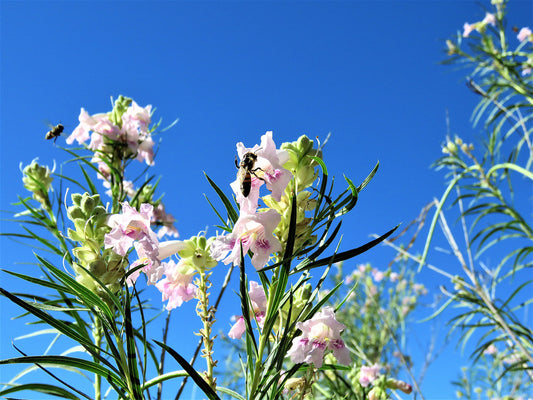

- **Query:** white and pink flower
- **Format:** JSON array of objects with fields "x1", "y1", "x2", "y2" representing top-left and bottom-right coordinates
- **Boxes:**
[
  {"x1": 155, "y1": 259, "x2": 197, "y2": 310},
  {"x1": 359, "y1": 363, "x2": 381, "y2": 387},
  {"x1": 210, "y1": 209, "x2": 282, "y2": 270},
  {"x1": 231, "y1": 131, "x2": 292, "y2": 213},
  {"x1": 518, "y1": 27, "x2": 532, "y2": 42},
  {"x1": 228, "y1": 281, "x2": 267, "y2": 339},
  {"x1": 286, "y1": 306, "x2": 351, "y2": 368}
]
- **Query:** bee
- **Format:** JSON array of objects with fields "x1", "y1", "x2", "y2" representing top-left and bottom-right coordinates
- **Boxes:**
[
  {"x1": 236, "y1": 152, "x2": 263, "y2": 197},
  {"x1": 45, "y1": 123, "x2": 64, "y2": 143}
]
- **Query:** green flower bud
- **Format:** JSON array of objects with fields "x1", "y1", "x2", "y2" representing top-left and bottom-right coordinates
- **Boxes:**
[
  {"x1": 281, "y1": 135, "x2": 323, "y2": 189},
  {"x1": 109, "y1": 95, "x2": 132, "y2": 127},
  {"x1": 368, "y1": 387, "x2": 386, "y2": 400},
  {"x1": 386, "y1": 378, "x2": 412, "y2": 394},
  {"x1": 22, "y1": 160, "x2": 53, "y2": 208},
  {"x1": 178, "y1": 235, "x2": 218, "y2": 273}
]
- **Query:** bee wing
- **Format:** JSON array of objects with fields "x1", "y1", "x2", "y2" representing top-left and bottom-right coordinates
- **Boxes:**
[{"x1": 43, "y1": 119, "x2": 54, "y2": 130}]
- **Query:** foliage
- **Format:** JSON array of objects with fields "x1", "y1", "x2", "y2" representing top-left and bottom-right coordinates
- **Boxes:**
[
  {"x1": 409, "y1": 0, "x2": 533, "y2": 395},
  {"x1": 0, "y1": 96, "x2": 397, "y2": 400}
]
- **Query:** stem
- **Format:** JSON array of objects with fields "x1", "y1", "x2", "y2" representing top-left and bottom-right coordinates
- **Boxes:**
[
  {"x1": 175, "y1": 263, "x2": 234, "y2": 399},
  {"x1": 196, "y1": 272, "x2": 217, "y2": 391},
  {"x1": 93, "y1": 318, "x2": 103, "y2": 400},
  {"x1": 157, "y1": 310, "x2": 172, "y2": 400}
]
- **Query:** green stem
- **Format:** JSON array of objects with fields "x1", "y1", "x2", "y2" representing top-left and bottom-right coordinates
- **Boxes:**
[
  {"x1": 93, "y1": 318, "x2": 103, "y2": 400},
  {"x1": 197, "y1": 272, "x2": 217, "y2": 391}
]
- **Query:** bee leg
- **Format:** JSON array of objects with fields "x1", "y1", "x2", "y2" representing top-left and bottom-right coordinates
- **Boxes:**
[
  {"x1": 235, "y1": 157, "x2": 240, "y2": 169},
  {"x1": 251, "y1": 169, "x2": 266, "y2": 182}
]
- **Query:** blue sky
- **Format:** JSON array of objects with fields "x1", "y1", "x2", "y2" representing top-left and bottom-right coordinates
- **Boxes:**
[{"x1": 1, "y1": 1, "x2": 532, "y2": 399}]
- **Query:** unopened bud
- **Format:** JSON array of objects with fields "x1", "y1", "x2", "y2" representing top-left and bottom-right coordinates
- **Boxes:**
[
  {"x1": 386, "y1": 378, "x2": 412, "y2": 394},
  {"x1": 22, "y1": 160, "x2": 54, "y2": 207}
]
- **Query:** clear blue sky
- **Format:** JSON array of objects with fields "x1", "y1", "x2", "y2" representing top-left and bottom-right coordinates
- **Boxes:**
[{"x1": 1, "y1": 1, "x2": 532, "y2": 399}]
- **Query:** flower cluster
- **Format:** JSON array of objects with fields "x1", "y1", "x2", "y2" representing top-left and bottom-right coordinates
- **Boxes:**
[
  {"x1": 103, "y1": 202, "x2": 218, "y2": 309},
  {"x1": 66, "y1": 96, "x2": 155, "y2": 179},
  {"x1": 462, "y1": 12, "x2": 496, "y2": 37},
  {"x1": 211, "y1": 132, "x2": 291, "y2": 270},
  {"x1": 67, "y1": 193, "x2": 129, "y2": 299}
]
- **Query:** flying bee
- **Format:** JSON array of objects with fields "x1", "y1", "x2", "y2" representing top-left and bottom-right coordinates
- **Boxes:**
[
  {"x1": 45, "y1": 123, "x2": 64, "y2": 143},
  {"x1": 236, "y1": 151, "x2": 264, "y2": 197}
]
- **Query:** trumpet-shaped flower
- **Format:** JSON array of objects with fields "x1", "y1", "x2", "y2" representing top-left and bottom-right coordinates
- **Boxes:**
[
  {"x1": 126, "y1": 240, "x2": 184, "y2": 286},
  {"x1": 228, "y1": 281, "x2": 267, "y2": 339},
  {"x1": 152, "y1": 203, "x2": 179, "y2": 239},
  {"x1": 359, "y1": 364, "x2": 381, "y2": 387},
  {"x1": 232, "y1": 131, "x2": 292, "y2": 212},
  {"x1": 287, "y1": 306, "x2": 350, "y2": 368},
  {"x1": 67, "y1": 108, "x2": 106, "y2": 145},
  {"x1": 518, "y1": 27, "x2": 532, "y2": 42},
  {"x1": 463, "y1": 22, "x2": 476, "y2": 38},
  {"x1": 482, "y1": 13, "x2": 496, "y2": 26},
  {"x1": 210, "y1": 209, "x2": 281, "y2": 270},
  {"x1": 155, "y1": 259, "x2": 197, "y2": 310},
  {"x1": 105, "y1": 202, "x2": 156, "y2": 256}
]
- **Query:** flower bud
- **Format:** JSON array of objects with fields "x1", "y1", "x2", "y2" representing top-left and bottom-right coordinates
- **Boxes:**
[
  {"x1": 22, "y1": 160, "x2": 54, "y2": 208},
  {"x1": 368, "y1": 387, "x2": 386, "y2": 400},
  {"x1": 109, "y1": 95, "x2": 132, "y2": 127},
  {"x1": 178, "y1": 235, "x2": 218, "y2": 273},
  {"x1": 284, "y1": 377, "x2": 306, "y2": 392},
  {"x1": 281, "y1": 135, "x2": 322, "y2": 189},
  {"x1": 446, "y1": 40, "x2": 458, "y2": 55},
  {"x1": 386, "y1": 378, "x2": 412, "y2": 394}
]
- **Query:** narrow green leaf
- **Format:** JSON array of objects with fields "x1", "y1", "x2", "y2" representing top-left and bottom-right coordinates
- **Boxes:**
[
  {"x1": 153, "y1": 340, "x2": 221, "y2": 400},
  {"x1": 204, "y1": 172, "x2": 239, "y2": 224},
  {"x1": 0, "y1": 355, "x2": 127, "y2": 392},
  {"x1": 0, "y1": 383, "x2": 80, "y2": 399},
  {"x1": 293, "y1": 225, "x2": 398, "y2": 272}
]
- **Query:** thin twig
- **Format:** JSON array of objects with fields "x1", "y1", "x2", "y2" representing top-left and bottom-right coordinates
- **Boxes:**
[{"x1": 157, "y1": 310, "x2": 172, "y2": 400}]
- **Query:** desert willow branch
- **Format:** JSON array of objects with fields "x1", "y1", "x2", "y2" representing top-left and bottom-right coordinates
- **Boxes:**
[
  {"x1": 373, "y1": 235, "x2": 458, "y2": 283},
  {"x1": 467, "y1": 79, "x2": 533, "y2": 160},
  {"x1": 454, "y1": 184, "x2": 474, "y2": 271},
  {"x1": 438, "y1": 209, "x2": 533, "y2": 375}
]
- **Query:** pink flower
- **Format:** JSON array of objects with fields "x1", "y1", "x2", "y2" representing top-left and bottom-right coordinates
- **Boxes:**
[
  {"x1": 389, "y1": 272, "x2": 399, "y2": 282},
  {"x1": 482, "y1": 13, "x2": 496, "y2": 26},
  {"x1": 105, "y1": 202, "x2": 156, "y2": 256},
  {"x1": 483, "y1": 344, "x2": 498, "y2": 356},
  {"x1": 126, "y1": 240, "x2": 185, "y2": 286},
  {"x1": 371, "y1": 269, "x2": 384, "y2": 282},
  {"x1": 413, "y1": 283, "x2": 427, "y2": 295},
  {"x1": 122, "y1": 100, "x2": 152, "y2": 137},
  {"x1": 518, "y1": 27, "x2": 532, "y2": 42},
  {"x1": 152, "y1": 203, "x2": 179, "y2": 239},
  {"x1": 287, "y1": 306, "x2": 351, "y2": 368},
  {"x1": 463, "y1": 22, "x2": 475, "y2": 38},
  {"x1": 232, "y1": 132, "x2": 292, "y2": 212},
  {"x1": 228, "y1": 281, "x2": 266, "y2": 339},
  {"x1": 359, "y1": 364, "x2": 381, "y2": 387},
  {"x1": 105, "y1": 202, "x2": 173, "y2": 285},
  {"x1": 155, "y1": 260, "x2": 197, "y2": 310},
  {"x1": 210, "y1": 209, "x2": 282, "y2": 270},
  {"x1": 67, "y1": 108, "x2": 106, "y2": 145}
]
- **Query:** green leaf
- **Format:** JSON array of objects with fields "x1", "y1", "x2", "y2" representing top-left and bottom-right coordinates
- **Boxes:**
[
  {"x1": 204, "y1": 172, "x2": 239, "y2": 225},
  {"x1": 0, "y1": 383, "x2": 80, "y2": 399},
  {"x1": 293, "y1": 225, "x2": 399, "y2": 272},
  {"x1": 0, "y1": 355, "x2": 127, "y2": 394},
  {"x1": 153, "y1": 340, "x2": 221, "y2": 400}
]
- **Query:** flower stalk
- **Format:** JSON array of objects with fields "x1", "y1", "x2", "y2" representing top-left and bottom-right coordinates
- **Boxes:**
[{"x1": 195, "y1": 271, "x2": 217, "y2": 391}]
